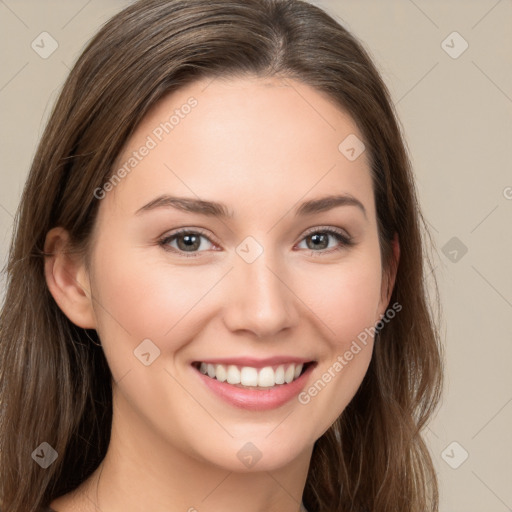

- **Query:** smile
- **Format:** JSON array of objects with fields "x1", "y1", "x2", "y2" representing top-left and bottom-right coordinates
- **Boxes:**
[
  {"x1": 193, "y1": 361, "x2": 313, "y2": 389},
  {"x1": 191, "y1": 360, "x2": 317, "y2": 411}
]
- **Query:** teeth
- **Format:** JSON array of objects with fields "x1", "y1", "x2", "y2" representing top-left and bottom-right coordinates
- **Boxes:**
[
  {"x1": 258, "y1": 366, "x2": 275, "y2": 387},
  {"x1": 274, "y1": 365, "x2": 285, "y2": 385},
  {"x1": 284, "y1": 364, "x2": 295, "y2": 383},
  {"x1": 197, "y1": 362, "x2": 305, "y2": 388},
  {"x1": 240, "y1": 366, "x2": 258, "y2": 386},
  {"x1": 215, "y1": 364, "x2": 227, "y2": 382},
  {"x1": 227, "y1": 365, "x2": 241, "y2": 384}
]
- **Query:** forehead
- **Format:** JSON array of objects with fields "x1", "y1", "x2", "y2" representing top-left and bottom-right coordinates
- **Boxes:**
[{"x1": 102, "y1": 75, "x2": 374, "y2": 221}]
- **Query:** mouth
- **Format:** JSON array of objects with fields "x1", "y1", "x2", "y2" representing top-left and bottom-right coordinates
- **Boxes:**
[{"x1": 191, "y1": 360, "x2": 316, "y2": 390}]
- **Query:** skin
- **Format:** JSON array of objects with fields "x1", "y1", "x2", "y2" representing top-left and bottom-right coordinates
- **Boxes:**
[{"x1": 45, "y1": 75, "x2": 399, "y2": 512}]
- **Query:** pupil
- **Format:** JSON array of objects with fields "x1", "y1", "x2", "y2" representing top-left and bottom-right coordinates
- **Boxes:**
[
  {"x1": 178, "y1": 234, "x2": 199, "y2": 251},
  {"x1": 309, "y1": 233, "x2": 328, "y2": 250}
]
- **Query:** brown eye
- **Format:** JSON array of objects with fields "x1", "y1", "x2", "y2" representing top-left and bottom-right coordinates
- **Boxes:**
[
  {"x1": 159, "y1": 229, "x2": 215, "y2": 257},
  {"x1": 306, "y1": 232, "x2": 330, "y2": 250},
  {"x1": 175, "y1": 233, "x2": 202, "y2": 251},
  {"x1": 298, "y1": 227, "x2": 354, "y2": 254}
]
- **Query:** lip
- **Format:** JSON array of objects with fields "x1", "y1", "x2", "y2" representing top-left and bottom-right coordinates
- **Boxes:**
[
  {"x1": 192, "y1": 356, "x2": 313, "y2": 369},
  {"x1": 192, "y1": 361, "x2": 317, "y2": 411}
]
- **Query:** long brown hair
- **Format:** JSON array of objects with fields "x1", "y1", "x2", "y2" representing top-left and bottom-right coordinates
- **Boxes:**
[{"x1": 0, "y1": 0, "x2": 443, "y2": 510}]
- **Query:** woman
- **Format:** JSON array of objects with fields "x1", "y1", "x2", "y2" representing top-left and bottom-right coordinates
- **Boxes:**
[{"x1": 0, "y1": 0, "x2": 443, "y2": 511}]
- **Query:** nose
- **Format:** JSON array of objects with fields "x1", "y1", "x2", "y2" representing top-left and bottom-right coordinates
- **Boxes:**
[{"x1": 222, "y1": 249, "x2": 300, "y2": 338}]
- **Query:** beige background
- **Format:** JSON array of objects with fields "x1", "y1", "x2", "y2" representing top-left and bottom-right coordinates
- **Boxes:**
[{"x1": 0, "y1": 0, "x2": 511, "y2": 510}]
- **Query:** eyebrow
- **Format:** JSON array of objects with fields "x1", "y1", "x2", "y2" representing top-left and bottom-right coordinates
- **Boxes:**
[{"x1": 135, "y1": 193, "x2": 367, "y2": 219}]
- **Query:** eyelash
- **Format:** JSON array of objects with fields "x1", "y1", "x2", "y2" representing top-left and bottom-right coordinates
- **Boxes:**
[{"x1": 158, "y1": 226, "x2": 354, "y2": 259}]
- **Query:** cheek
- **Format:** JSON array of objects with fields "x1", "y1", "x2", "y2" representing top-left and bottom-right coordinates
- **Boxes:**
[
  {"x1": 91, "y1": 241, "x2": 214, "y2": 337},
  {"x1": 91, "y1": 237, "x2": 383, "y2": 344},
  {"x1": 89, "y1": 227, "x2": 383, "y2": 383},
  {"x1": 292, "y1": 252, "x2": 382, "y2": 430},
  {"x1": 297, "y1": 252, "x2": 383, "y2": 344},
  {"x1": 88, "y1": 237, "x2": 222, "y2": 384}
]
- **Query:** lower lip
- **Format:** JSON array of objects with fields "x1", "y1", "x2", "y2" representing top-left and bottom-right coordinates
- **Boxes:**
[{"x1": 193, "y1": 364, "x2": 316, "y2": 411}]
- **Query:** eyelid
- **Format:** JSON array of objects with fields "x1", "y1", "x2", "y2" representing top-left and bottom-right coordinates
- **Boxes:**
[
  {"x1": 299, "y1": 225, "x2": 351, "y2": 242},
  {"x1": 163, "y1": 226, "x2": 217, "y2": 242}
]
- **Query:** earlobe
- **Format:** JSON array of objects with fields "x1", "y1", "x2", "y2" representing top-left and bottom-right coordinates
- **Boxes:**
[{"x1": 44, "y1": 227, "x2": 97, "y2": 329}]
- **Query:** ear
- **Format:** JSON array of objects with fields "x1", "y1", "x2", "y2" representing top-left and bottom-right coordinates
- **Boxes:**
[
  {"x1": 377, "y1": 232, "x2": 400, "y2": 317},
  {"x1": 44, "y1": 227, "x2": 96, "y2": 329}
]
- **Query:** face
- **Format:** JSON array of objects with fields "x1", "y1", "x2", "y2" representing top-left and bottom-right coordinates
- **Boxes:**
[{"x1": 82, "y1": 75, "x2": 394, "y2": 472}]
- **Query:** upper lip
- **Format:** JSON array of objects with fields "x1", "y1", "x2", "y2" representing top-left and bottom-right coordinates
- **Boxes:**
[{"x1": 192, "y1": 356, "x2": 315, "y2": 369}]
